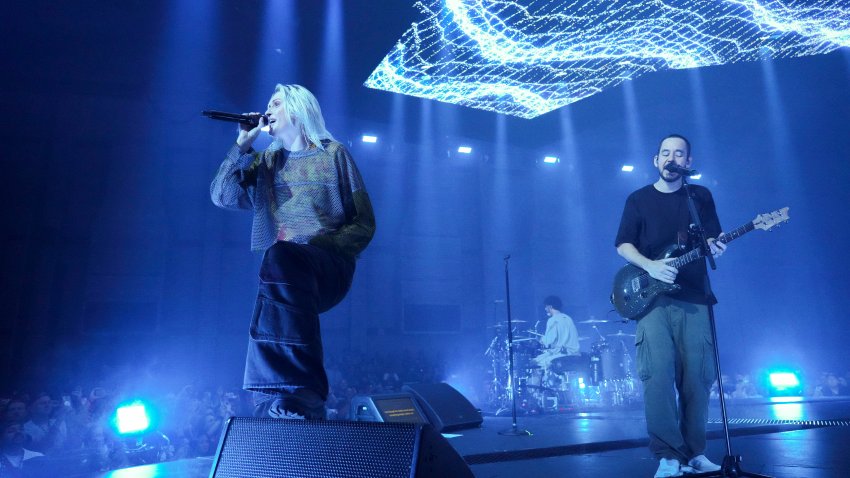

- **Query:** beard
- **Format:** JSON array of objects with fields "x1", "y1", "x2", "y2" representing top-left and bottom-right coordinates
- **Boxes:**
[{"x1": 659, "y1": 170, "x2": 681, "y2": 183}]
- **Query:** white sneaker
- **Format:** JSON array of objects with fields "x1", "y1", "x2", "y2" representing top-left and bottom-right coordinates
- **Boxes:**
[
  {"x1": 655, "y1": 458, "x2": 684, "y2": 477},
  {"x1": 688, "y1": 454, "x2": 721, "y2": 472}
]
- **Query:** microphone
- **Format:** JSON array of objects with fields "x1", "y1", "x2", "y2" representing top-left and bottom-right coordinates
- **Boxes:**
[
  {"x1": 664, "y1": 162, "x2": 698, "y2": 177},
  {"x1": 202, "y1": 110, "x2": 267, "y2": 126}
]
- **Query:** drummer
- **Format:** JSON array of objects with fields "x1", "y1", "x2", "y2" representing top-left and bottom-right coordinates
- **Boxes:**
[{"x1": 534, "y1": 296, "x2": 581, "y2": 369}]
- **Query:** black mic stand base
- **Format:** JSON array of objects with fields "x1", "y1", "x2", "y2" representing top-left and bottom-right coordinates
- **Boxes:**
[
  {"x1": 498, "y1": 426, "x2": 532, "y2": 436},
  {"x1": 686, "y1": 455, "x2": 772, "y2": 478}
]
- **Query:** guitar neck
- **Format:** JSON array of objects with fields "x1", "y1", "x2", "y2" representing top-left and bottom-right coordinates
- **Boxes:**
[{"x1": 669, "y1": 221, "x2": 755, "y2": 269}]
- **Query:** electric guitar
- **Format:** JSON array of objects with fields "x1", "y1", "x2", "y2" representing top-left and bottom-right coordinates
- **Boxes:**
[{"x1": 610, "y1": 207, "x2": 790, "y2": 319}]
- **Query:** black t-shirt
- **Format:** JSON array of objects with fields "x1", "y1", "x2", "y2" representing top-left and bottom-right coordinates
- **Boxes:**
[{"x1": 615, "y1": 183, "x2": 722, "y2": 305}]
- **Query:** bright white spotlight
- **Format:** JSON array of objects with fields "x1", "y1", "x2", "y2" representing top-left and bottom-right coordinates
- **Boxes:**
[
  {"x1": 769, "y1": 372, "x2": 800, "y2": 389},
  {"x1": 361, "y1": 135, "x2": 378, "y2": 143},
  {"x1": 115, "y1": 402, "x2": 151, "y2": 435},
  {"x1": 690, "y1": 173, "x2": 702, "y2": 179},
  {"x1": 621, "y1": 165, "x2": 634, "y2": 172},
  {"x1": 767, "y1": 371, "x2": 803, "y2": 397},
  {"x1": 543, "y1": 156, "x2": 559, "y2": 164},
  {"x1": 457, "y1": 146, "x2": 472, "y2": 154}
]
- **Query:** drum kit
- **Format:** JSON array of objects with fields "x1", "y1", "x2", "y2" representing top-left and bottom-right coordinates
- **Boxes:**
[{"x1": 486, "y1": 317, "x2": 641, "y2": 413}]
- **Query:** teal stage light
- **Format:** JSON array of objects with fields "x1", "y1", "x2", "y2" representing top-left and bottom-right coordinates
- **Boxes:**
[
  {"x1": 767, "y1": 371, "x2": 803, "y2": 397},
  {"x1": 115, "y1": 401, "x2": 151, "y2": 435}
]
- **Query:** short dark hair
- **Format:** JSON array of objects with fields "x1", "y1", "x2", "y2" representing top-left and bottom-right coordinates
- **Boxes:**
[
  {"x1": 658, "y1": 134, "x2": 691, "y2": 157},
  {"x1": 543, "y1": 295, "x2": 563, "y2": 310}
]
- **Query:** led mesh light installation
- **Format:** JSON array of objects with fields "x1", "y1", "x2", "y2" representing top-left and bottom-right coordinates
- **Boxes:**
[{"x1": 365, "y1": 0, "x2": 850, "y2": 118}]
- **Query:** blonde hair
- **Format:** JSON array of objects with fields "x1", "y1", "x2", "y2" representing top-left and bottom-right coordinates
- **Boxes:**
[{"x1": 272, "y1": 84, "x2": 335, "y2": 149}]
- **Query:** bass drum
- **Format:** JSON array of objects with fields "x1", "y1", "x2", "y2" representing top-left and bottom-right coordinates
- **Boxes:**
[{"x1": 589, "y1": 341, "x2": 628, "y2": 384}]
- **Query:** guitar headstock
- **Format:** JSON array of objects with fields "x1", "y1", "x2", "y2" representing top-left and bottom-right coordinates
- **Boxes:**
[{"x1": 753, "y1": 207, "x2": 790, "y2": 231}]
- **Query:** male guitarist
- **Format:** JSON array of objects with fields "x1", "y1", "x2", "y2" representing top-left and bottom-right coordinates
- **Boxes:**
[{"x1": 615, "y1": 134, "x2": 726, "y2": 478}]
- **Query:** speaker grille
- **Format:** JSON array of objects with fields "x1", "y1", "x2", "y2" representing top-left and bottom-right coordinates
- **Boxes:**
[{"x1": 212, "y1": 418, "x2": 420, "y2": 478}]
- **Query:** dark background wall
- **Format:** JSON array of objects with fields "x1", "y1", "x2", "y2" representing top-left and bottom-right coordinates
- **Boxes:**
[{"x1": 2, "y1": 0, "x2": 849, "y2": 397}]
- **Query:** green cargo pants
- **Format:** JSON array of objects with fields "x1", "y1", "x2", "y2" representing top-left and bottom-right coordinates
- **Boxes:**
[{"x1": 635, "y1": 296, "x2": 717, "y2": 462}]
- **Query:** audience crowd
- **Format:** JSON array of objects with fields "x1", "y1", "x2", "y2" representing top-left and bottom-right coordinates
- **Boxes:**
[
  {"x1": 709, "y1": 370, "x2": 850, "y2": 400},
  {"x1": 0, "y1": 349, "x2": 445, "y2": 476},
  {"x1": 2, "y1": 352, "x2": 847, "y2": 475}
]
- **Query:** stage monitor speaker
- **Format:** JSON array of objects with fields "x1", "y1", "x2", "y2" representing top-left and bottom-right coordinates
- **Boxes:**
[
  {"x1": 402, "y1": 383, "x2": 483, "y2": 433},
  {"x1": 209, "y1": 417, "x2": 473, "y2": 478},
  {"x1": 350, "y1": 392, "x2": 429, "y2": 424}
]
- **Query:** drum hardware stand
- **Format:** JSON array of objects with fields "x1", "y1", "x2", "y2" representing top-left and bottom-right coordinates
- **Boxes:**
[
  {"x1": 487, "y1": 337, "x2": 510, "y2": 416},
  {"x1": 498, "y1": 255, "x2": 531, "y2": 436},
  {"x1": 591, "y1": 325, "x2": 606, "y2": 341},
  {"x1": 681, "y1": 177, "x2": 771, "y2": 478}
]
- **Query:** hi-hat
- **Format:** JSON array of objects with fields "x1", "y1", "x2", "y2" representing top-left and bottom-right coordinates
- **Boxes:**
[
  {"x1": 607, "y1": 331, "x2": 636, "y2": 337},
  {"x1": 578, "y1": 318, "x2": 614, "y2": 324}
]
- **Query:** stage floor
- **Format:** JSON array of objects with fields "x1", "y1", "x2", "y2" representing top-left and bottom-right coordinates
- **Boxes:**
[{"x1": 94, "y1": 397, "x2": 850, "y2": 478}]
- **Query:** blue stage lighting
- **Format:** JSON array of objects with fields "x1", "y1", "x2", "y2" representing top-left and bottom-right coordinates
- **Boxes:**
[
  {"x1": 366, "y1": 0, "x2": 850, "y2": 118},
  {"x1": 115, "y1": 402, "x2": 151, "y2": 435},
  {"x1": 770, "y1": 372, "x2": 800, "y2": 388},
  {"x1": 362, "y1": 135, "x2": 378, "y2": 143},
  {"x1": 621, "y1": 165, "x2": 635, "y2": 172},
  {"x1": 457, "y1": 146, "x2": 473, "y2": 154},
  {"x1": 768, "y1": 371, "x2": 803, "y2": 396}
]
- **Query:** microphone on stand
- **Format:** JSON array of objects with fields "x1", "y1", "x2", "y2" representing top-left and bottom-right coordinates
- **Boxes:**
[
  {"x1": 202, "y1": 110, "x2": 267, "y2": 126},
  {"x1": 664, "y1": 162, "x2": 698, "y2": 177}
]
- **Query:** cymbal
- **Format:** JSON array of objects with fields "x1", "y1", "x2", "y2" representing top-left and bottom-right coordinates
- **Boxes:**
[
  {"x1": 578, "y1": 318, "x2": 614, "y2": 324},
  {"x1": 512, "y1": 337, "x2": 536, "y2": 343},
  {"x1": 607, "y1": 331, "x2": 636, "y2": 337},
  {"x1": 487, "y1": 320, "x2": 528, "y2": 328}
]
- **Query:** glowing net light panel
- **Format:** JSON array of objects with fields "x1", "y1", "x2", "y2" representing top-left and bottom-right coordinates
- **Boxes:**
[
  {"x1": 365, "y1": 0, "x2": 850, "y2": 118},
  {"x1": 457, "y1": 145, "x2": 473, "y2": 153},
  {"x1": 116, "y1": 403, "x2": 150, "y2": 435},
  {"x1": 543, "y1": 155, "x2": 559, "y2": 163},
  {"x1": 621, "y1": 164, "x2": 635, "y2": 172},
  {"x1": 362, "y1": 134, "x2": 378, "y2": 143}
]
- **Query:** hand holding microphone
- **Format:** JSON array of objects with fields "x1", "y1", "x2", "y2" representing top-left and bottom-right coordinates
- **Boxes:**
[
  {"x1": 236, "y1": 112, "x2": 268, "y2": 152},
  {"x1": 203, "y1": 110, "x2": 268, "y2": 152}
]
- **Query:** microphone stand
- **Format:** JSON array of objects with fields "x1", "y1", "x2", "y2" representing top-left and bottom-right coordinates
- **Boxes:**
[
  {"x1": 498, "y1": 255, "x2": 531, "y2": 436},
  {"x1": 680, "y1": 176, "x2": 771, "y2": 478}
]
